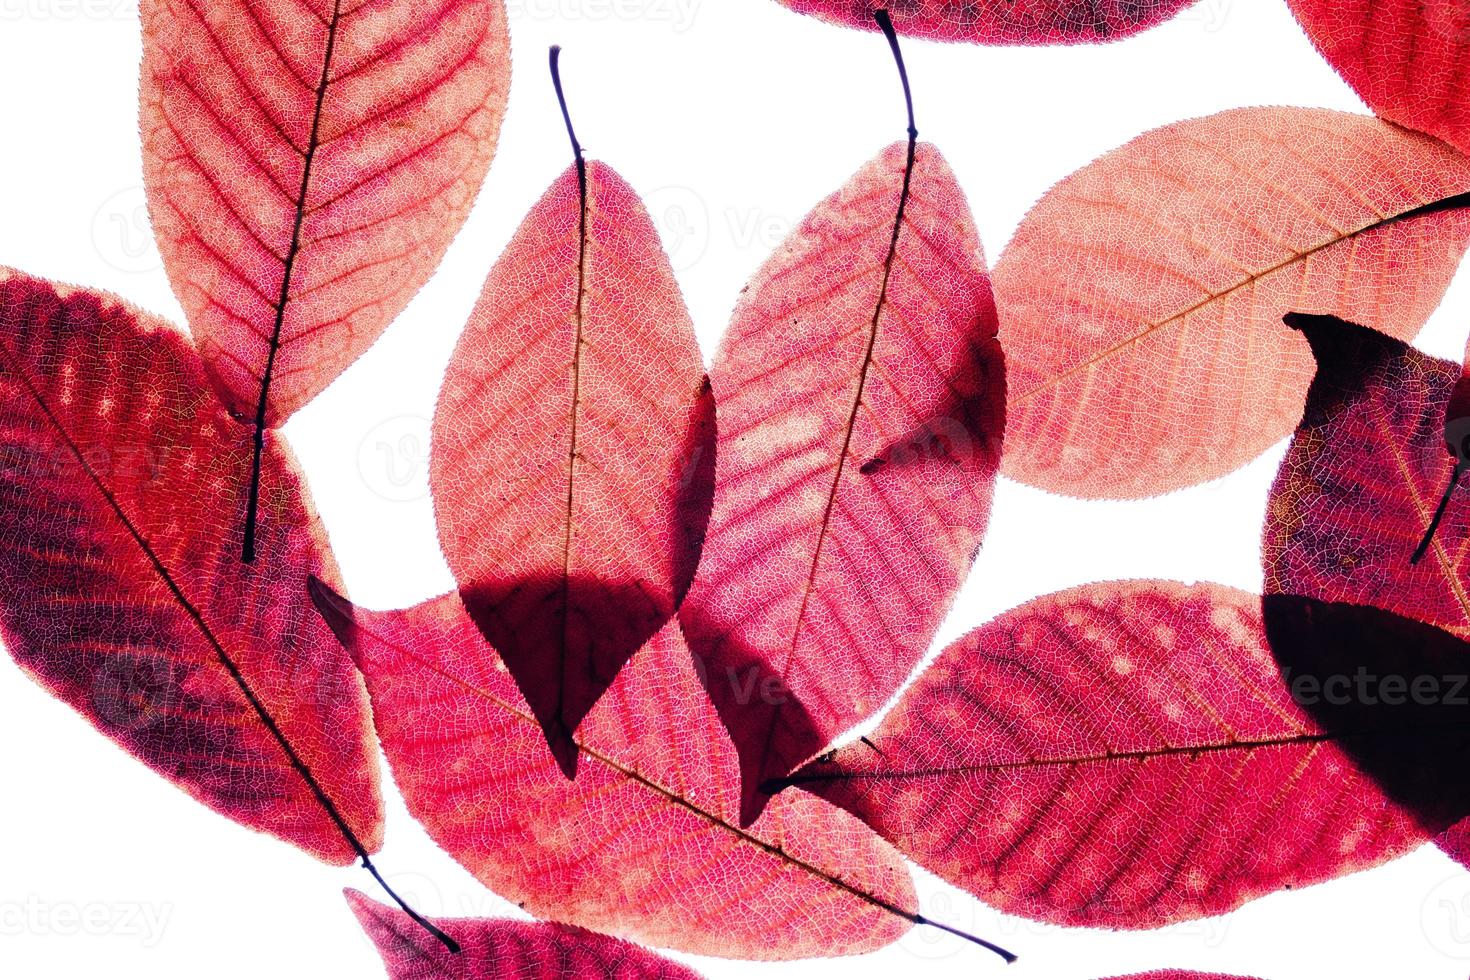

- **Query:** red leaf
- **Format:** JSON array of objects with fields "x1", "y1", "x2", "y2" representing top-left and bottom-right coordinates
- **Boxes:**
[
  {"x1": 347, "y1": 890, "x2": 703, "y2": 979},
  {"x1": 1263, "y1": 314, "x2": 1470, "y2": 639},
  {"x1": 1287, "y1": 0, "x2": 1470, "y2": 157},
  {"x1": 1263, "y1": 313, "x2": 1470, "y2": 856},
  {"x1": 140, "y1": 0, "x2": 511, "y2": 424},
  {"x1": 680, "y1": 142, "x2": 1004, "y2": 825},
  {"x1": 0, "y1": 270, "x2": 381, "y2": 863},
  {"x1": 1440, "y1": 819, "x2": 1470, "y2": 868},
  {"x1": 1099, "y1": 973, "x2": 1267, "y2": 980},
  {"x1": 776, "y1": 581, "x2": 1425, "y2": 928},
  {"x1": 311, "y1": 584, "x2": 924, "y2": 959},
  {"x1": 771, "y1": 0, "x2": 1196, "y2": 44},
  {"x1": 432, "y1": 162, "x2": 713, "y2": 776},
  {"x1": 993, "y1": 107, "x2": 1470, "y2": 499}
]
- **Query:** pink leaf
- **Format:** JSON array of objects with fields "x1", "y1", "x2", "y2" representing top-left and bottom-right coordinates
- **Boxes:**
[
  {"x1": 348, "y1": 890, "x2": 703, "y2": 979},
  {"x1": 680, "y1": 142, "x2": 1004, "y2": 825},
  {"x1": 778, "y1": 581, "x2": 1426, "y2": 928},
  {"x1": 432, "y1": 162, "x2": 713, "y2": 776},
  {"x1": 141, "y1": 0, "x2": 511, "y2": 424},
  {"x1": 0, "y1": 269, "x2": 381, "y2": 863},
  {"x1": 312, "y1": 584, "x2": 928, "y2": 959},
  {"x1": 772, "y1": 0, "x2": 1198, "y2": 44}
]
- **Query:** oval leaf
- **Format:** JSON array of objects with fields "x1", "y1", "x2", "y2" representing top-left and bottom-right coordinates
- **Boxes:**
[
  {"x1": 778, "y1": 581, "x2": 1426, "y2": 928},
  {"x1": 432, "y1": 162, "x2": 713, "y2": 776},
  {"x1": 0, "y1": 270, "x2": 381, "y2": 863},
  {"x1": 1287, "y1": 0, "x2": 1470, "y2": 157},
  {"x1": 140, "y1": 0, "x2": 511, "y2": 423},
  {"x1": 312, "y1": 585, "x2": 921, "y2": 959},
  {"x1": 348, "y1": 890, "x2": 703, "y2": 979},
  {"x1": 679, "y1": 142, "x2": 1005, "y2": 825},
  {"x1": 994, "y1": 107, "x2": 1470, "y2": 499},
  {"x1": 771, "y1": 0, "x2": 1197, "y2": 44}
]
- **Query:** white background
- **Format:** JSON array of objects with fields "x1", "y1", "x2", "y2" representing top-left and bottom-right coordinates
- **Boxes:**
[{"x1": 3, "y1": 0, "x2": 1470, "y2": 977}]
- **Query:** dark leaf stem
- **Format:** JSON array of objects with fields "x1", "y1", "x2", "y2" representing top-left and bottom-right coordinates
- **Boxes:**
[{"x1": 1412, "y1": 459, "x2": 1468, "y2": 565}]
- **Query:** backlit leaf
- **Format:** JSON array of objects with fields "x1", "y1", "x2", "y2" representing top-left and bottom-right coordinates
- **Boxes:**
[
  {"x1": 1287, "y1": 0, "x2": 1470, "y2": 156},
  {"x1": 680, "y1": 142, "x2": 1005, "y2": 825},
  {"x1": 994, "y1": 107, "x2": 1470, "y2": 499},
  {"x1": 771, "y1": 0, "x2": 1198, "y2": 44},
  {"x1": 0, "y1": 269, "x2": 381, "y2": 863},
  {"x1": 432, "y1": 162, "x2": 713, "y2": 776},
  {"x1": 140, "y1": 0, "x2": 511, "y2": 424},
  {"x1": 777, "y1": 581, "x2": 1426, "y2": 928},
  {"x1": 348, "y1": 890, "x2": 703, "y2": 979},
  {"x1": 312, "y1": 584, "x2": 926, "y2": 959},
  {"x1": 1262, "y1": 312, "x2": 1470, "y2": 857}
]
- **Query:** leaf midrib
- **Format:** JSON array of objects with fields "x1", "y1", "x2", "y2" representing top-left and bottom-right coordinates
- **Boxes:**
[
  {"x1": 1011, "y1": 190, "x2": 1470, "y2": 406},
  {"x1": 0, "y1": 295, "x2": 366, "y2": 859},
  {"x1": 360, "y1": 614, "x2": 925, "y2": 932}
]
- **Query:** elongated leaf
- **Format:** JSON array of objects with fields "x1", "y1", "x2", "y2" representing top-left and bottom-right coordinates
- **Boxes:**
[
  {"x1": 771, "y1": 0, "x2": 1197, "y2": 44},
  {"x1": 1287, "y1": 0, "x2": 1470, "y2": 157},
  {"x1": 994, "y1": 107, "x2": 1470, "y2": 499},
  {"x1": 0, "y1": 270, "x2": 381, "y2": 863},
  {"x1": 433, "y1": 163, "x2": 713, "y2": 776},
  {"x1": 1262, "y1": 313, "x2": 1470, "y2": 856},
  {"x1": 777, "y1": 581, "x2": 1426, "y2": 928},
  {"x1": 312, "y1": 585, "x2": 923, "y2": 959},
  {"x1": 141, "y1": 0, "x2": 511, "y2": 424},
  {"x1": 680, "y1": 142, "x2": 1005, "y2": 825},
  {"x1": 348, "y1": 890, "x2": 703, "y2": 979}
]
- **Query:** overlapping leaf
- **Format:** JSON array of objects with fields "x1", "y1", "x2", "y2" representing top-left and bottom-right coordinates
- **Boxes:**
[
  {"x1": 993, "y1": 107, "x2": 1470, "y2": 499},
  {"x1": 0, "y1": 269, "x2": 381, "y2": 863},
  {"x1": 1287, "y1": 0, "x2": 1470, "y2": 157},
  {"x1": 1263, "y1": 314, "x2": 1470, "y2": 638},
  {"x1": 771, "y1": 0, "x2": 1198, "y2": 44},
  {"x1": 348, "y1": 890, "x2": 703, "y2": 979},
  {"x1": 679, "y1": 142, "x2": 1005, "y2": 825},
  {"x1": 776, "y1": 580, "x2": 1427, "y2": 928},
  {"x1": 140, "y1": 0, "x2": 511, "y2": 423},
  {"x1": 312, "y1": 585, "x2": 925, "y2": 959},
  {"x1": 1262, "y1": 313, "x2": 1470, "y2": 856},
  {"x1": 433, "y1": 162, "x2": 713, "y2": 776}
]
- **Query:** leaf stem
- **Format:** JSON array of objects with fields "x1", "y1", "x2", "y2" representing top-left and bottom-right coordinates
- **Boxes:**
[
  {"x1": 550, "y1": 45, "x2": 586, "y2": 198},
  {"x1": 1412, "y1": 460, "x2": 1467, "y2": 565},
  {"x1": 875, "y1": 10, "x2": 917, "y2": 143},
  {"x1": 914, "y1": 913, "x2": 1018, "y2": 964},
  {"x1": 361, "y1": 855, "x2": 461, "y2": 953}
]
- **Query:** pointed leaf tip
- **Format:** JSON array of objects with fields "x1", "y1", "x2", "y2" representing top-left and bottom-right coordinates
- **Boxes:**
[
  {"x1": 0, "y1": 270, "x2": 381, "y2": 863},
  {"x1": 433, "y1": 163, "x2": 709, "y2": 774},
  {"x1": 783, "y1": 581, "x2": 1433, "y2": 928},
  {"x1": 336, "y1": 601, "x2": 920, "y2": 958},
  {"x1": 680, "y1": 141, "x2": 1003, "y2": 824},
  {"x1": 351, "y1": 889, "x2": 704, "y2": 979}
]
